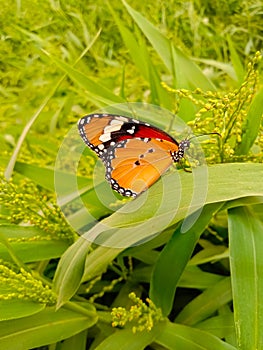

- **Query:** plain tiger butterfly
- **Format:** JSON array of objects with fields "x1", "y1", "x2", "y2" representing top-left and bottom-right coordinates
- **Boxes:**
[{"x1": 78, "y1": 113, "x2": 190, "y2": 198}]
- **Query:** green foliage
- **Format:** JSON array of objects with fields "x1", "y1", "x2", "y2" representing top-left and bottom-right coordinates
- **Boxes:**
[{"x1": 0, "y1": 0, "x2": 263, "y2": 349}]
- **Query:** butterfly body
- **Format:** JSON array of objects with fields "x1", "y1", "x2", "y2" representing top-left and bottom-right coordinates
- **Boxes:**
[{"x1": 78, "y1": 114, "x2": 190, "y2": 197}]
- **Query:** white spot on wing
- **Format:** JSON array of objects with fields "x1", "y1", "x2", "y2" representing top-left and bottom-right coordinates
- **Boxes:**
[
  {"x1": 103, "y1": 122, "x2": 123, "y2": 134},
  {"x1": 115, "y1": 116, "x2": 129, "y2": 122},
  {"x1": 99, "y1": 133, "x2": 112, "y2": 142}
]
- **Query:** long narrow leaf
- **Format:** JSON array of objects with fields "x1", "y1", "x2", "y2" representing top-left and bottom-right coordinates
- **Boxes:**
[
  {"x1": 94, "y1": 327, "x2": 157, "y2": 350},
  {"x1": 0, "y1": 300, "x2": 44, "y2": 322},
  {"x1": 175, "y1": 277, "x2": 232, "y2": 325},
  {"x1": 56, "y1": 163, "x2": 263, "y2": 304},
  {"x1": 82, "y1": 163, "x2": 263, "y2": 251},
  {"x1": 42, "y1": 51, "x2": 124, "y2": 105},
  {"x1": 227, "y1": 36, "x2": 245, "y2": 84},
  {"x1": 122, "y1": 0, "x2": 215, "y2": 90},
  {"x1": 54, "y1": 238, "x2": 91, "y2": 308},
  {"x1": 14, "y1": 161, "x2": 89, "y2": 192},
  {"x1": 108, "y1": 3, "x2": 172, "y2": 109},
  {"x1": 0, "y1": 225, "x2": 69, "y2": 263},
  {"x1": 4, "y1": 35, "x2": 101, "y2": 180},
  {"x1": 155, "y1": 321, "x2": 237, "y2": 350},
  {"x1": 228, "y1": 206, "x2": 263, "y2": 349},
  {"x1": 0, "y1": 305, "x2": 97, "y2": 350},
  {"x1": 150, "y1": 202, "x2": 223, "y2": 315},
  {"x1": 196, "y1": 314, "x2": 235, "y2": 340},
  {"x1": 235, "y1": 87, "x2": 263, "y2": 155},
  {"x1": 80, "y1": 163, "x2": 263, "y2": 283}
]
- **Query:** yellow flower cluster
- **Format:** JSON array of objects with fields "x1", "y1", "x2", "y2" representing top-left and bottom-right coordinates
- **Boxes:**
[
  {"x1": 0, "y1": 262, "x2": 56, "y2": 304},
  {"x1": 0, "y1": 176, "x2": 75, "y2": 241},
  {"x1": 111, "y1": 292, "x2": 164, "y2": 333},
  {"x1": 163, "y1": 52, "x2": 262, "y2": 164}
]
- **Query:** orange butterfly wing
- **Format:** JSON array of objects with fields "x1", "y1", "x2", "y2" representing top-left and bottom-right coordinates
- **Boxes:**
[
  {"x1": 83, "y1": 116, "x2": 112, "y2": 147},
  {"x1": 105, "y1": 138, "x2": 179, "y2": 197},
  {"x1": 78, "y1": 114, "x2": 189, "y2": 198}
]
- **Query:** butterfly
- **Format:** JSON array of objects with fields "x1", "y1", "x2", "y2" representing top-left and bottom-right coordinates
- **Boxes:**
[{"x1": 78, "y1": 113, "x2": 190, "y2": 198}]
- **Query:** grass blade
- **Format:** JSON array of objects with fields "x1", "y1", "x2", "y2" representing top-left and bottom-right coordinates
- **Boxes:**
[
  {"x1": 175, "y1": 277, "x2": 232, "y2": 325},
  {"x1": 235, "y1": 87, "x2": 263, "y2": 155},
  {"x1": 83, "y1": 163, "x2": 263, "y2": 251},
  {"x1": 155, "y1": 321, "x2": 237, "y2": 350},
  {"x1": 150, "y1": 202, "x2": 223, "y2": 315},
  {"x1": 42, "y1": 51, "x2": 124, "y2": 105},
  {"x1": 4, "y1": 32, "x2": 101, "y2": 180},
  {"x1": 0, "y1": 305, "x2": 97, "y2": 350},
  {"x1": 227, "y1": 36, "x2": 245, "y2": 84},
  {"x1": 122, "y1": 0, "x2": 215, "y2": 90},
  {"x1": 54, "y1": 238, "x2": 91, "y2": 308},
  {"x1": 228, "y1": 206, "x2": 263, "y2": 349},
  {"x1": 94, "y1": 327, "x2": 157, "y2": 350},
  {"x1": 80, "y1": 163, "x2": 263, "y2": 284},
  {"x1": 108, "y1": 2, "x2": 172, "y2": 108}
]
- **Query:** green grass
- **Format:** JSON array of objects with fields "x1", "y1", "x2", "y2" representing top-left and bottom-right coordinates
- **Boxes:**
[{"x1": 0, "y1": 1, "x2": 263, "y2": 349}]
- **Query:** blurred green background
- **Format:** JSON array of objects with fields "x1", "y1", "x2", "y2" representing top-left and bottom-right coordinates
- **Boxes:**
[{"x1": 0, "y1": 1, "x2": 263, "y2": 349}]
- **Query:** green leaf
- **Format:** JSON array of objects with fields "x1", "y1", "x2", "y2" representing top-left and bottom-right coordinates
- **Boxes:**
[
  {"x1": 108, "y1": 3, "x2": 172, "y2": 109},
  {"x1": 94, "y1": 327, "x2": 158, "y2": 350},
  {"x1": 107, "y1": 4, "x2": 148, "y2": 81},
  {"x1": 0, "y1": 304, "x2": 97, "y2": 350},
  {"x1": 227, "y1": 36, "x2": 245, "y2": 84},
  {"x1": 4, "y1": 80, "x2": 61, "y2": 181},
  {"x1": 196, "y1": 314, "x2": 235, "y2": 340},
  {"x1": 228, "y1": 206, "x2": 263, "y2": 349},
  {"x1": 60, "y1": 330, "x2": 88, "y2": 350},
  {"x1": 14, "y1": 161, "x2": 89, "y2": 193},
  {"x1": 42, "y1": 50, "x2": 124, "y2": 105},
  {"x1": 0, "y1": 300, "x2": 44, "y2": 321},
  {"x1": 175, "y1": 277, "x2": 232, "y2": 325},
  {"x1": 150, "y1": 202, "x2": 223, "y2": 315},
  {"x1": 82, "y1": 163, "x2": 263, "y2": 253},
  {"x1": 138, "y1": 39, "x2": 172, "y2": 108},
  {"x1": 220, "y1": 196, "x2": 263, "y2": 211},
  {"x1": 194, "y1": 57, "x2": 237, "y2": 81},
  {"x1": 122, "y1": 0, "x2": 215, "y2": 91},
  {"x1": 58, "y1": 163, "x2": 263, "y2": 305},
  {"x1": 83, "y1": 245, "x2": 123, "y2": 281},
  {"x1": 54, "y1": 237, "x2": 91, "y2": 308},
  {"x1": 189, "y1": 245, "x2": 229, "y2": 265},
  {"x1": 85, "y1": 163, "x2": 263, "y2": 285},
  {"x1": 235, "y1": 87, "x2": 263, "y2": 155},
  {"x1": 178, "y1": 266, "x2": 225, "y2": 289},
  {"x1": 0, "y1": 225, "x2": 69, "y2": 263},
  {"x1": 79, "y1": 163, "x2": 263, "y2": 284},
  {"x1": 132, "y1": 265, "x2": 224, "y2": 290},
  {"x1": 155, "y1": 321, "x2": 237, "y2": 350}
]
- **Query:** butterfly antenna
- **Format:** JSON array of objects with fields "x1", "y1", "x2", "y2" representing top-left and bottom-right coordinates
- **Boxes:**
[{"x1": 188, "y1": 132, "x2": 221, "y2": 141}]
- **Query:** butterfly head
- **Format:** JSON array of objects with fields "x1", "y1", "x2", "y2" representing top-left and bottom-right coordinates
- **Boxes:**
[{"x1": 171, "y1": 139, "x2": 190, "y2": 162}]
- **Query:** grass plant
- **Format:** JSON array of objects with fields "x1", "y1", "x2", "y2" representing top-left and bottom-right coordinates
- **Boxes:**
[{"x1": 0, "y1": 1, "x2": 263, "y2": 349}]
